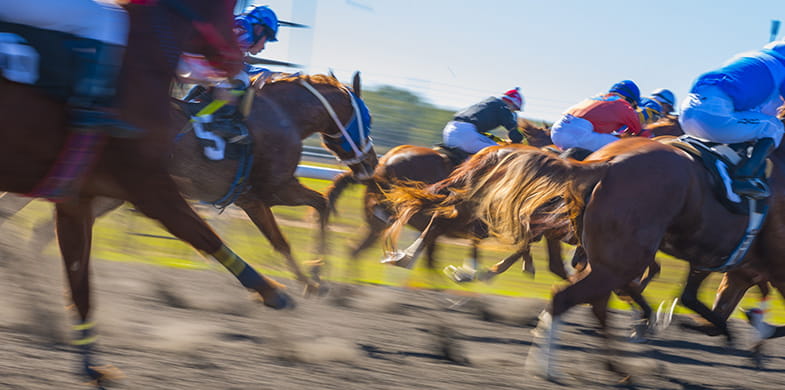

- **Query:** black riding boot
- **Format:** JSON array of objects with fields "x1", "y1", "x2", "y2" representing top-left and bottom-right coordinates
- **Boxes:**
[
  {"x1": 69, "y1": 40, "x2": 141, "y2": 137},
  {"x1": 731, "y1": 137, "x2": 776, "y2": 199},
  {"x1": 207, "y1": 103, "x2": 251, "y2": 144}
]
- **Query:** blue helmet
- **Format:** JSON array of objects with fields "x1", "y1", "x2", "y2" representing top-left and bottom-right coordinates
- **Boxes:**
[
  {"x1": 243, "y1": 5, "x2": 279, "y2": 43},
  {"x1": 609, "y1": 80, "x2": 641, "y2": 105},
  {"x1": 640, "y1": 97, "x2": 663, "y2": 113},
  {"x1": 650, "y1": 88, "x2": 676, "y2": 107}
]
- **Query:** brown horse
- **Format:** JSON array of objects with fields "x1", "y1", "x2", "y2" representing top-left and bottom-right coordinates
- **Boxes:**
[
  {"x1": 325, "y1": 119, "x2": 563, "y2": 280},
  {"x1": 386, "y1": 136, "x2": 785, "y2": 379},
  {"x1": 0, "y1": 73, "x2": 377, "y2": 295},
  {"x1": 0, "y1": 1, "x2": 294, "y2": 383}
]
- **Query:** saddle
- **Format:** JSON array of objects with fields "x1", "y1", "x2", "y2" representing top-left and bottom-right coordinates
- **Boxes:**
[
  {"x1": 433, "y1": 144, "x2": 471, "y2": 167},
  {"x1": 172, "y1": 97, "x2": 247, "y2": 161},
  {"x1": 663, "y1": 136, "x2": 771, "y2": 272},
  {"x1": 662, "y1": 136, "x2": 770, "y2": 215},
  {"x1": 0, "y1": 22, "x2": 81, "y2": 100}
]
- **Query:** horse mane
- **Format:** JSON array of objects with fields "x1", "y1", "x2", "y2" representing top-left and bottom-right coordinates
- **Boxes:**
[
  {"x1": 517, "y1": 118, "x2": 553, "y2": 148},
  {"x1": 384, "y1": 145, "x2": 607, "y2": 245},
  {"x1": 262, "y1": 73, "x2": 346, "y2": 90},
  {"x1": 645, "y1": 115, "x2": 683, "y2": 137}
]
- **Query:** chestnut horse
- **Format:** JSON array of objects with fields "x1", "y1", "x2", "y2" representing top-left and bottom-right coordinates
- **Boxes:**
[
  {"x1": 386, "y1": 137, "x2": 785, "y2": 379},
  {"x1": 0, "y1": 1, "x2": 293, "y2": 383},
  {"x1": 0, "y1": 73, "x2": 377, "y2": 295},
  {"x1": 325, "y1": 119, "x2": 564, "y2": 279}
]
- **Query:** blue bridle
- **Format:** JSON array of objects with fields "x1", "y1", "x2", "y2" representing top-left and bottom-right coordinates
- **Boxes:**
[{"x1": 299, "y1": 80, "x2": 373, "y2": 165}]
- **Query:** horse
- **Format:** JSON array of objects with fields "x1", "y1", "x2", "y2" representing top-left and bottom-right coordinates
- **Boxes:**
[
  {"x1": 0, "y1": 1, "x2": 294, "y2": 383},
  {"x1": 0, "y1": 72, "x2": 377, "y2": 295},
  {"x1": 324, "y1": 119, "x2": 564, "y2": 280},
  {"x1": 384, "y1": 135, "x2": 785, "y2": 380}
]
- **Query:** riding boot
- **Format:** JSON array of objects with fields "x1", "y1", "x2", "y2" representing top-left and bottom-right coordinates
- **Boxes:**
[
  {"x1": 68, "y1": 40, "x2": 141, "y2": 137},
  {"x1": 731, "y1": 137, "x2": 775, "y2": 199},
  {"x1": 207, "y1": 103, "x2": 251, "y2": 144}
]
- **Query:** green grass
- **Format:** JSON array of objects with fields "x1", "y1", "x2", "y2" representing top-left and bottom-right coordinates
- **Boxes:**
[{"x1": 7, "y1": 173, "x2": 783, "y2": 324}]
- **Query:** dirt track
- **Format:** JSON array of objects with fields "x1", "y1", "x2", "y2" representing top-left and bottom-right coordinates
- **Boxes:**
[{"x1": 0, "y1": 228, "x2": 784, "y2": 390}]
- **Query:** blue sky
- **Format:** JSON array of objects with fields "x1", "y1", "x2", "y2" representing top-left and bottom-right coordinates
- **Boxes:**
[{"x1": 249, "y1": 0, "x2": 782, "y2": 122}]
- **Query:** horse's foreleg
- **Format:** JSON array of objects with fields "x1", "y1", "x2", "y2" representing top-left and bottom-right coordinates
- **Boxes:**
[
  {"x1": 236, "y1": 199, "x2": 320, "y2": 296},
  {"x1": 680, "y1": 267, "x2": 731, "y2": 342},
  {"x1": 120, "y1": 173, "x2": 292, "y2": 309},
  {"x1": 480, "y1": 246, "x2": 527, "y2": 281},
  {"x1": 55, "y1": 197, "x2": 120, "y2": 382}
]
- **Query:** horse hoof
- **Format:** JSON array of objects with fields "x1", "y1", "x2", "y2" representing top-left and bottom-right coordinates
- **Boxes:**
[
  {"x1": 381, "y1": 251, "x2": 414, "y2": 269},
  {"x1": 263, "y1": 290, "x2": 296, "y2": 310},
  {"x1": 443, "y1": 265, "x2": 476, "y2": 283},
  {"x1": 84, "y1": 364, "x2": 125, "y2": 386}
]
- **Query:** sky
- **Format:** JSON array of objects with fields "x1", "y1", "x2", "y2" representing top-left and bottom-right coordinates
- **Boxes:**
[{"x1": 246, "y1": 0, "x2": 783, "y2": 122}]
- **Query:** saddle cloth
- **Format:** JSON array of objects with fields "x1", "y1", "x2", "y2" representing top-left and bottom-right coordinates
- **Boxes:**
[
  {"x1": 0, "y1": 22, "x2": 81, "y2": 101},
  {"x1": 662, "y1": 136, "x2": 770, "y2": 215}
]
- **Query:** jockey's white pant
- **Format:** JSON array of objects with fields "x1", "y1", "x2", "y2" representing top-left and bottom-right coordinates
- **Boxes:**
[
  {"x1": 680, "y1": 85, "x2": 784, "y2": 147},
  {"x1": 442, "y1": 121, "x2": 499, "y2": 154},
  {"x1": 0, "y1": 0, "x2": 128, "y2": 46},
  {"x1": 550, "y1": 114, "x2": 619, "y2": 151}
]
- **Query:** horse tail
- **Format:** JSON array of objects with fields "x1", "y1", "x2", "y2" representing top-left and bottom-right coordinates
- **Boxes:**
[
  {"x1": 382, "y1": 179, "x2": 450, "y2": 247},
  {"x1": 325, "y1": 171, "x2": 358, "y2": 217},
  {"x1": 466, "y1": 148, "x2": 607, "y2": 243}
]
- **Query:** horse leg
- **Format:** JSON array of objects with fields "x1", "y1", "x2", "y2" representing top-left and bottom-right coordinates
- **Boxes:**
[
  {"x1": 345, "y1": 222, "x2": 383, "y2": 281},
  {"x1": 235, "y1": 198, "x2": 321, "y2": 296},
  {"x1": 31, "y1": 197, "x2": 124, "y2": 257},
  {"x1": 381, "y1": 213, "x2": 442, "y2": 269},
  {"x1": 55, "y1": 197, "x2": 121, "y2": 383},
  {"x1": 119, "y1": 172, "x2": 292, "y2": 309},
  {"x1": 545, "y1": 236, "x2": 568, "y2": 280},
  {"x1": 679, "y1": 267, "x2": 732, "y2": 342},
  {"x1": 264, "y1": 180, "x2": 330, "y2": 257},
  {"x1": 527, "y1": 263, "x2": 624, "y2": 381},
  {"x1": 570, "y1": 245, "x2": 588, "y2": 272}
]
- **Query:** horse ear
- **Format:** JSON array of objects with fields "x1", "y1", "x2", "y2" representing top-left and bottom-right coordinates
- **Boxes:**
[
  {"x1": 352, "y1": 71, "x2": 362, "y2": 98},
  {"x1": 328, "y1": 68, "x2": 337, "y2": 81}
]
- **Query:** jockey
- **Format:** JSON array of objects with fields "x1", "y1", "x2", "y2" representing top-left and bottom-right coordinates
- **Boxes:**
[
  {"x1": 637, "y1": 97, "x2": 664, "y2": 138},
  {"x1": 0, "y1": 0, "x2": 139, "y2": 136},
  {"x1": 178, "y1": 5, "x2": 280, "y2": 143},
  {"x1": 680, "y1": 41, "x2": 785, "y2": 198},
  {"x1": 442, "y1": 88, "x2": 524, "y2": 154},
  {"x1": 550, "y1": 80, "x2": 644, "y2": 152},
  {"x1": 650, "y1": 88, "x2": 677, "y2": 115}
]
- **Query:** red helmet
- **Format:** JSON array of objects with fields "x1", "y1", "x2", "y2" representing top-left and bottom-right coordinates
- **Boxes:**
[{"x1": 501, "y1": 87, "x2": 524, "y2": 111}]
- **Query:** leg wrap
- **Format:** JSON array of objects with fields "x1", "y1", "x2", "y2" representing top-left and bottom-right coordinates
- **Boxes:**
[{"x1": 209, "y1": 245, "x2": 271, "y2": 291}]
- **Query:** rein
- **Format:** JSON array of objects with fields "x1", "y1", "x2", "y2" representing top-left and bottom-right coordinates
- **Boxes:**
[{"x1": 298, "y1": 79, "x2": 373, "y2": 165}]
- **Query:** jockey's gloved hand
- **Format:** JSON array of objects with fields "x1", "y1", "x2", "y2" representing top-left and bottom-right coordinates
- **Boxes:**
[{"x1": 508, "y1": 128, "x2": 524, "y2": 143}]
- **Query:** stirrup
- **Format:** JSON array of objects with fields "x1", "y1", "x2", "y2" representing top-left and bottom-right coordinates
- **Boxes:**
[{"x1": 732, "y1": 178, "x2": 770, "y2": 199}]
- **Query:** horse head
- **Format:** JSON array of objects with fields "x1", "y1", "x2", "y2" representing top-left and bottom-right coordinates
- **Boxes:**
[{"x1": 307, "y1": 72, "x2": 378, "y2": 180}]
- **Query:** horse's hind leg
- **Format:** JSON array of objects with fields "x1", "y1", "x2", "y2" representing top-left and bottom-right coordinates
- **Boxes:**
[
  {"x1": 680, "y1": 267, "x2": 732, "y2": 342},
  {"x1": 120, "y1": 172, "x2": 291, "y2": 309},
  {"x1": 234, "y1": 197, "x2": 320, "y2": 296},
  {"x1": 544, "y1": 236, "x2": 568, "y2": 279},
  {"x1": 264, "y1": 180, "x2": 330, "y2": 256}
]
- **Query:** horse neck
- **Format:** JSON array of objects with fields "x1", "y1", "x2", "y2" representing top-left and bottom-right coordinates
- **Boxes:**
[
  {"x1": 118, "y1": 5, "x2": 192, "y2": 136},
  {"x1": 254, "y1": 80, "x2": 352, "y2": 140}
]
